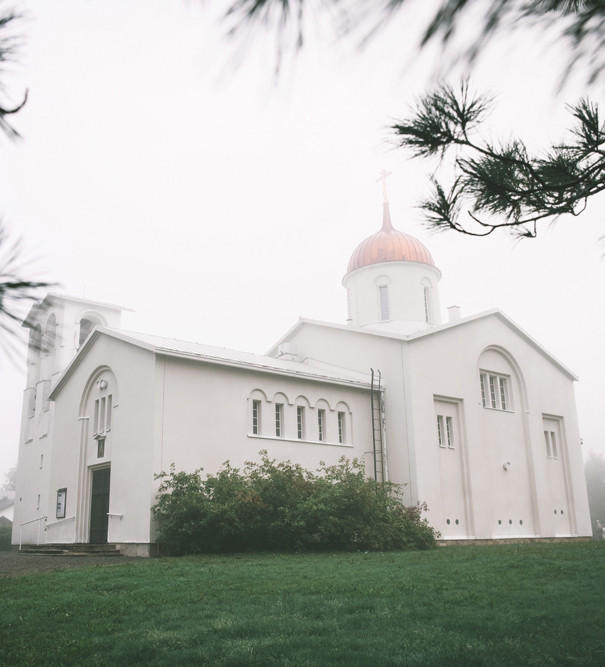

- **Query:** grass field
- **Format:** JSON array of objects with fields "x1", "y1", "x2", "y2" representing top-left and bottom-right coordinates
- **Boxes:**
[{"x1": 1, "y1": 542, "x2": 604, "y2": 666}]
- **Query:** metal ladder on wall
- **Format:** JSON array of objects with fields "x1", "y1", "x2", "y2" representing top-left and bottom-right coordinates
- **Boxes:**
[{"x1": 370, "y1": 368, "x2": 386, "y2": 482}]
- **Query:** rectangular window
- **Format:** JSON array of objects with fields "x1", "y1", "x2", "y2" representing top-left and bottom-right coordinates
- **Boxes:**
[
  {"x1": 97, "y1": 437, "x2": 105, "y2": 458},
  {"x1": 275, "y1": 403, "x2": 283, "y2": 437},
  {"x1": 94, "y1": 398, "x2": 99, "y2": 434},
  {"x1": 481, "y1": 371, "x2": 511, "y2": 411},
  {"x1": 544, "y1": 429, "x2": 558, "y2": 459},
  {"x1": 36, "y1": 494, "x2": 40, "y2": 511},
  {"x1": 252, "y1": 400, "x2": 261, "y2": 435},
  {"x1": 499, "y1": 378, "x2": 508, "y2": 410},
  {"x1": 318, "y1": 409, "x2": 326, "y2": 442},
  {"x1": 489, "y1": 375, "x2": 497, "y2": 408},
  {"x1": 379, "y1": 285, "x2": 389, "y2": 321},
  {"x1": 480, "y1": 374, "x2": 488, "y2": 408},
  {"x1": 56, "y1": 488, "x2": 67, "y2": 519},
  {"x1": 544, "y1": 430, "x2": 552, "y2": 458},
  {"x1": 437, "y1": 415, "x2": 445, "y2": 447},
  {"x1": 100, "y1": 397, "x2": 106, "y2": 434},
  {"x1": 40, "y1": 454, "x2": 44, "y2": 469},
  {"x1": 446, "y1": 416, "x2": 454, "y2": 448},
  {"x1": 106, "y1": 395, "x2": 112, "y2": 431},
  {"x1": 297, "y1": 406, "x2": 305, "y2": 440},
  {"x1": 338, "y1": 411, "x2": 346, "y2": 443}
]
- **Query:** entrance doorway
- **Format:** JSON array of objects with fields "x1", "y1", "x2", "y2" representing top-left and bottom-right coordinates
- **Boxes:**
[{"x1": 90, "y1": 467, "x2": 110, "y2": 544}]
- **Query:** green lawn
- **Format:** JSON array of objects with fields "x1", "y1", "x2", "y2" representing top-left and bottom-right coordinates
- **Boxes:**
[{"x1": 1, "y1": 542, "x2": 604, "y2": 666}]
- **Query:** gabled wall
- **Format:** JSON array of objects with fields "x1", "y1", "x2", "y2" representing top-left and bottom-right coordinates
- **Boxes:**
[
  {"x1": 43, "y1": 335, "x2": 155, "y2": 546},
  {"x1": 404, "y1": 316, "x2": 591, "y2": 539}
]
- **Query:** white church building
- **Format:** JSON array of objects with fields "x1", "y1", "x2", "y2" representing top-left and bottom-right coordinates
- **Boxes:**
[{"x1": 13, "y1": 197, "x2": 592, "y2": 555}]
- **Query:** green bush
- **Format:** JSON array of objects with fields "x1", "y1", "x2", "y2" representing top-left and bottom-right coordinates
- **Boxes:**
[{"x1": 153, "y1": 452, "x2": 437, "y2": 555}]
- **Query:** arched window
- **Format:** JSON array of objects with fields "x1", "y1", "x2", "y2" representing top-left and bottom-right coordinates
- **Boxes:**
[
  {"x1": 378, "y1": 285, "x2": 389, "y2": 320},
  {"x1": 421, "y1": 279, "x2": 432, "y2": 324}
]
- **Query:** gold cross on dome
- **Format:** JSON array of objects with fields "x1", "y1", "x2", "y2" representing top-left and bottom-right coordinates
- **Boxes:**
[{"x1": 377, "y1": 169, "x2": 392, "y2": 203}]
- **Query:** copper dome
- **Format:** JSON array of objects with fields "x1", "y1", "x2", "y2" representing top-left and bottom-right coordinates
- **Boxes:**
[{"x1": 347, "y1": 203, "x2": 436, "y2": 274}]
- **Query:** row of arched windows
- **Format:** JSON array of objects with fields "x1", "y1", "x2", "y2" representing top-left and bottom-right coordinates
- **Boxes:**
[{"x1": 248, "y1": 389, "x2": 352, "y2": 445}]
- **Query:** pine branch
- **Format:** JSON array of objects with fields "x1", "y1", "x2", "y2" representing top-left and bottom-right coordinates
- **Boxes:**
[{"x1": 392, "y1": 83, "x2": 605, "y2": 238}]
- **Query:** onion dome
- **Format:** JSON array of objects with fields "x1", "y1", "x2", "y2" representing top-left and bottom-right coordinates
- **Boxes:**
[{"x1": 347, "y1": 202, "x2": 436, "y2": 274}]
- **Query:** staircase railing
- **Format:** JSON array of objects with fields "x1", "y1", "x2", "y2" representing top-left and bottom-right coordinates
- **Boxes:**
[{"x1": 18, "y1": 515, "x2": 47, "y2": 550}]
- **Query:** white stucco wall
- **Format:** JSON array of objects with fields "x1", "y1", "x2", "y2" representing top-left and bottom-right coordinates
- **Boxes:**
[
  {"x1": 273, "y1": 322, "x2": 416, "y2": 502},
  {"x1": 44, "y1": 336, "x2": 155, "y2": 546},
  {"x1": 150, "y1": 355, "x2": 374, "y2": 507},
  {"x1": 404, "y1": 315, "x2": 591, "y2": 539}
]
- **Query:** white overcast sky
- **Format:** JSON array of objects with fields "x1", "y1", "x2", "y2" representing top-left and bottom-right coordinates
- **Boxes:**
[{"x1": 1, "y1": 0, "x2": 603, "y2": 482}]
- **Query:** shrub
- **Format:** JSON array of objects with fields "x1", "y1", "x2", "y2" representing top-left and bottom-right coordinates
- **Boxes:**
[{"x1": 153, "y1": 452, "x2": 437, "y2": 555}]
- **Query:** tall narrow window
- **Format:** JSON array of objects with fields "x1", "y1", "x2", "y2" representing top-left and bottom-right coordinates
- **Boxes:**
[
  {"x1": 94, "y1": 399, "x2": 100, "y2": 434},
  {"x1": 36, "y1": 494, "x2": 40, "y2": 511},
  {"x1": 275, "y1": 403, "x2": 283, "y2": 437},
  {"x1": 480, "y1": 374, "x2": 488, "y2": 408},
  {"x1": 338, "y1": 411, "x2": 346, "y2": 443},
  {"x1": 446, "y1": 416, "x2": 454, "y2": 448},
  {"x1": 318, "y1": 409, "x2": 326, "y2": 442},
  {"x1": 99, "y1": 397, "x2": 106, "y2": 434},
  {"x1": 252, "y1": 400, "x2": 261, "y2": 435},
  {"x1": 437, "y1": 415, "x2": 445, "y2": 447},
  {"x1": 489, "y1": 375, "x2": 497, "y2": 408},
  {"x1": 97, "y1": 437, "x2": 105, "y2": 458},
  {"x1": 550, "y1": 431, "x2": 558, "y2": 458},
  {"x1": 297, "y1": 406, "x2": 305, "y2": 440},
  {"x1": 423, "y1": 286, "x2": 430, "y2": 323},
  {"x1": 499, "y1": 378, "x2": 508, "y2": 410},
  {"x1": 379, "y1": 285, "x2": 389, "y2": 321},
  {"x1": 544, "y1": 430, "x2": 552, "y2": 458},
  {"x1": 106, "y1": 396, "x2": 112, "y2": 431}
]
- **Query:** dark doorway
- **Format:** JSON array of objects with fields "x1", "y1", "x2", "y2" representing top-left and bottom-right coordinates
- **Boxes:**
[{"x1": 90, "y1": 467, "x2": 110, "y2": 544}]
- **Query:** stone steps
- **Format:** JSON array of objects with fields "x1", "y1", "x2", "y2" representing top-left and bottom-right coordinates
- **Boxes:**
[{"x1": 19, "y1": 543, "x2": 122, "y2": 557}]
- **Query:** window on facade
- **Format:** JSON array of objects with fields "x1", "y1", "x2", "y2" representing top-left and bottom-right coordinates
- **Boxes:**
[
  {"x1": 437, "y1": 415, "x2": 445, "y2": 447},
  {"x1": 56, "y1": 488, "x2": 66, "y2": 519},
  {"x1": 423, "y1": 286, "x2": 430, "y2": 323},
  {"x1": 40, "y1": 454, "x2": 44, "y2": 469},
  {"x1": 94, "y1": 394, "x2": 112, "y2": 435},
  {"x1": 379, "y1": 285, "x2": 389, "y2": 321},
  {"x1": 318, "y1": 409, "x2": 326, "y2": 442},
  {"x1": 97, "y1": 437, "x2": 105, "y2": 458},
  {"x1": 36, "y1": 494, "x2": 40, "y2": 511},
  {"x1": 480, "y1": 372, "x2": 510, "y2": 410},
  {"x1": 544, "y1": 430, "x2": 558, "y2": 459},
  {"x1": 297, "y1": 406, "x2": 305, "y2": 440},
  {"x1": 252, "y1": 399, "x2": 262, "y2": 435},
  {"x1": 275, "y1": 403, "x2": 284, "y2": 437},
  {"x1": 445, "y1": 416, "x2": 454, "y2": 448},
  {"x1": 338, "y1": 411, "x2": 346, "y2": 443},
  {"x1": 437, "y1": 412, "x2": 456, "y2": 449}
]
